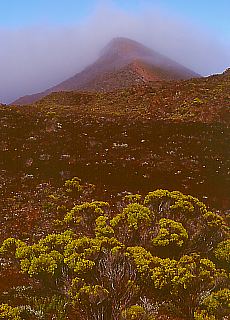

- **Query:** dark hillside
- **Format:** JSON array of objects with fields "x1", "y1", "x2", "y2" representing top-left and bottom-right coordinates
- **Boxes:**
[{"x1": 1, "y1": 70, "x2": 229, "y2": 212}]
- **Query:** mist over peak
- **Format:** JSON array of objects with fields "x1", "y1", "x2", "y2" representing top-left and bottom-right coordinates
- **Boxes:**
[
  {"x1": 102, "y1": 37, "x2": 150, "y2": 53},
  {"x1": 13, "y1": 37, "x2": 200, "y2": 105},
  {"x1": 0, "y1": 3, "x2": 229, "y2": 103}
]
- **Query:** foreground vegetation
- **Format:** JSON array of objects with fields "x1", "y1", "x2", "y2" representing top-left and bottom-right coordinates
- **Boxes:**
[{"x1": 0, "y1": 178, "x2": 229, "y2": 319}]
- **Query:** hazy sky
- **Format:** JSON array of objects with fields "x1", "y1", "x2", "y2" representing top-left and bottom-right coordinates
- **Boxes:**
[{"x1": 0, "y1": 0, "x2": 229, "y2": 103}]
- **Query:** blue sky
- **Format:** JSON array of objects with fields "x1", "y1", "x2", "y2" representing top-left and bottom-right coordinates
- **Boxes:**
[
  {"x1": 0, "y1": 0, "x2": 229, "y2": 103},
  {"x1": 0, "y1": 0, "x2": 229, "y2": 47},
  {"x1": 0, "y1": 0, "x2": 230, "y2": 38}
]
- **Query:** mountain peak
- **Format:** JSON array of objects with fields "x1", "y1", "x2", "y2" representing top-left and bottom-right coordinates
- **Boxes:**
[
  {"x1": 12, "y1": 37, "x2": 200, "y2": 105},
  {"x1": 100, "y1": 37, "x2": 154, "y2": 59},
  {"x1": 105, "y1": 37, "x2": 144, "y2": 48},
  {"x1": 104, "y1": 37, "x2": 143, "y2": 48}
]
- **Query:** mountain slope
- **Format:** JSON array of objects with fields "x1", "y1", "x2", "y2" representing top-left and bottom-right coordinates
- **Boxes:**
[
  {"x1": 0, "y1": 69, "x2": 229, "y2": 210},
  {"x1": 13, "y1": 37, "x2": 200, "y2": 105},
  {"x1": 36, "y1": 66, "x2": 230, "y2": 124}
]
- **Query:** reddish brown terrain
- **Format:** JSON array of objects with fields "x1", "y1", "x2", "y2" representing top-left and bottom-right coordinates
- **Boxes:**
[
  {"x1": 13, "y1": 37, "x2": 199, "y2": 105},
  {"x1": 0, "y1": 39, "x2": 229, "y2": 320},
  {"x1": 1, "y1": 69, "x2": 229, "y2": 241}
]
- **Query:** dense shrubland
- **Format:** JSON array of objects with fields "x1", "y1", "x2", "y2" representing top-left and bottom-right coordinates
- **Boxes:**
[{"x1": 0, "y1": 179, "x2": 229, "y2": 319}]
